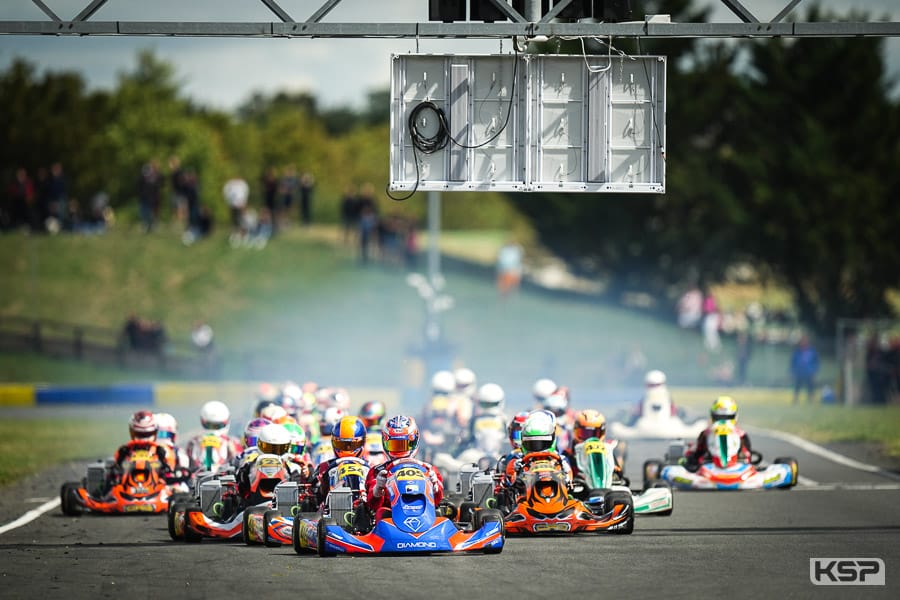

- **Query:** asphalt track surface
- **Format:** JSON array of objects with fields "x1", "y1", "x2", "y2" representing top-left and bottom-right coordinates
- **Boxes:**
[{"x1": 1, "y1": 430, "x2": 898, "y2": 599}]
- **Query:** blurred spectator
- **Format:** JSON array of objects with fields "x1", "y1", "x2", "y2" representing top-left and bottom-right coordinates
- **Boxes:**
[
  {"x1": 340, "y1": 184, "x2": 359, "y2": 244},
  {"x1": 299, "y1": 171, "x2": 315, "y2": 226},
  {"x1": 191, "y1": 320, "x2": 214, "y2": 353},
  {"x1": 138, "y1": 160, "x2": 162, "y2": 232},
  {"x1": 279, "y1": 165, "x2": 299, "y2": 227},
  {"x1": 184, "y1": 169, "x2": 200, "y2": 229},
  {"x1": 123, "y1": 314, "x2": 167, "y2": 354},
  {"x1": 4, "y1": 167, "x2": 35, "y2": 231},
  {"x1": 261, "y1": 167, "x2": 279, "y2": 236},
  {"x1": 84, "y1": 192, "x2": 112, "y2": 234},
  {"x1": 701, "y1": 288, "x2": 721, "y2": 353},
  {"x1": 358, "y1": 189, "x2": 377, "y2": 265},
  {"x1": 223, "y1": 176, "x2": 249, "y2": 233},
  {"x1": 47, "y1": 162, "x2": 67, "y2": 224},
  {"x1": 790, "y1": 335, "x2": 820, "y2": 404},
  {"x1": 169, "y1": 156, "x2": 188, "y2": 226},
  {"x1": 496, "y1": 239, "x2": 524, "y2": 298},
  {"x1": 865, "y1": 334, "x2": 892, "y2": 405},
  {"x1": 676, "y1": 284, "x2": 703, "y2": 329}
]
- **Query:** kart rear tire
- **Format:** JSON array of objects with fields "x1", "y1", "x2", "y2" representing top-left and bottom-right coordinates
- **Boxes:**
[
  {"x1": 60, "y1": 482, "x2": 83, "y2": 517},
  {"x1": 317, "y1": 517, "x2": 336, "y2": 557},
  {"x1": 642, "y1": 460, "x2": 664, "y2": 489},
  {"x1": 605, "y1": 490, "x2": 634, "y2": 535},
  {"x1": 474, "y1": 509, "x2": 504, "y2": 554},
  {"x1": 263, "y1": 509, "x2": 281, "y2": 547},
  {"x1": 774, "y1": 457, "x2": 799, "y2": 487},
  {"x1": 183, "y1": 508, "x2": 203, "y2": 543}
]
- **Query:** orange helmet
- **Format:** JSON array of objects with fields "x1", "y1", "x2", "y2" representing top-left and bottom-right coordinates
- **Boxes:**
[{"x1": 573, "y1": 409, "x2": 606, "y2": 443}]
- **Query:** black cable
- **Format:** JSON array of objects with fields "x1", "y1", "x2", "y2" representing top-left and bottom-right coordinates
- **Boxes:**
[{"x1": 386, "y1": 46, "x2": 519, "y2": 202}]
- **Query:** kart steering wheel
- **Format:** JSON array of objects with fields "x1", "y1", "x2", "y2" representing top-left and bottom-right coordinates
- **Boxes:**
[{"x1": 750, "y1": 451, "x2": 763, "y2": 465}]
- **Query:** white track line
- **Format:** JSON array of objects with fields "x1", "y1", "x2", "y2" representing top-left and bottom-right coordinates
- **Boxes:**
[
  {"x1": 748, "y1": 426, "x2": 900, "y2": 482},
  {"x1": 796, "y1": 475, "x2": 820, "y2": 487},
  {"x1": 0, "y1": 497, "x2": 60, "y2": 536}
]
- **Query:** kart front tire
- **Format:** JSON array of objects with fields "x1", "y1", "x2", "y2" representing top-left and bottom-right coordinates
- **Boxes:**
[
  {"x1": 242, "y1": 507, "x2": 265, "y2": 545},
  {"x1": 60, "y1": 482, "x2": 83, "y2": 517},
  {"x1": 774, "y1": 457, "x2": 799, "y2": 487},
  {"x1": 475, "y1": 508, "x2": 504, "y2": 554},
  {"x1": 317, "y1": 518, "x2": 336, "y2": 557},
  {"x1": 459, "y1": 501, "x2": 477, "y2": 525},
  {"x1": 292, "y1": 514, "x2": 304, "y2": 554},
  {"x1": 183, "y1": 508, "x2": 203, "y2": 543},
  {"x1": 263, "y1": 509, "x2": 281, "y2": 547},
  {"x1": 167, "y1": 501, "x2": 189, "y2": 541},
  {"x1": 605, "y1": 490, "x2": 634, "y2": 535}
]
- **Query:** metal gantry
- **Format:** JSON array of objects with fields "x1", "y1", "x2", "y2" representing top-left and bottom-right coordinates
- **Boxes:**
[{"x1": 1, "y1": 0, "x2": 899, "y2": 38}]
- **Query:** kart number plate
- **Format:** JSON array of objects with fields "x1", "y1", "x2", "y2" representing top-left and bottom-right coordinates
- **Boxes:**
[
  {"x1": 124, "y1": 504, "x2": 156, "y2": 512},
  {"x1": 583, "y1": 441, "x2": 606, "y2": 454},
  {"x1": 533, "y1": 522, "x2": 571, "y2": 532},
  {"x1": 338, "y1": 463, "x2": 364, "y2": 478},
  {"x1": 395, "y1": 468, "x2": 425, "y2": 481},
  {"x1": 202, "y1": 435, "x2": 222, "y2": 448}
]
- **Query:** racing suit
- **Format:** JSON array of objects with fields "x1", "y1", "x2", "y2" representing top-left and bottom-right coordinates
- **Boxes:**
[
  {"x1": 684, "y1": 423, "x2": 752, "y2": 469},
  {"x1": 313, "y1": 456, "x2": 369, "y2": 508},
  {"x1": 364, "y1": 457, "x2": 444, "y2": 520},
  {"x1": 110, "y1": 440, "x2": 171, "y2": 489}
]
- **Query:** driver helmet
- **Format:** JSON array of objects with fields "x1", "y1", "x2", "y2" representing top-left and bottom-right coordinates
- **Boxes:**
[
  {"x1": 521, "y1": 409, "x2": 557, "y2": 453},
  {"x1": 129, "y1": 410, "x2": 158, "y2": 441},
  {"x1": 319, "y1": 406, "x2": 344, "y2": 437},
  {"x1": 573, "y1": 409, "x2": 606, "y2": 443},
  {"x1": 280, "y1": 381, "x2": 303, "y2": 416},
  {"x1": 382, "y1": 415, "x2": 419, "y2": 459},
  {"x1": 259, "y1": 403, "x2": 289, "y2": 424},
  {"x1": 332, "y1": 416, "x2": 366, "y2": 458},
  {"x1": 453, "y1": 367, "x2": 477, "y2": 396},
  {"x1": 507, "y1": 411, "x2": 529, "y2": 451},
  {"x1": 329, "y1": 388, "x2": 351, "y2": 412},
  {"x1": 256, "y1": 423, "x2": 292, "y2": 456},
  {"x1": 532, "y1": 378, "x2": 557, "y2": 403},
  {"x1": 431, "y1": 370, "x2": 455, "y2": 395},
  {"x1": 200, "y1": 401, "x2": 230, "y2": 434},
  {"x1": 256, "y1": 382, "x2": 280, "y2": 403},
  {"x1": 645, "y1": 370, "x2": 667, "y2": 388},
  {"x1": 283, "y1": 422, "x2": 308, "y2": 457},
  {"x1": 154, "y1": 412, "x2": 178, "y2": 445},
  {"x1": 711, "y1": 396, "x2": 737, "y2": 422},
  {"x1": 477, "y1": 383, "x2": 505, "y2": 415},
  {"x1": 359, "y1": 400, "x2": 386, "y2": 429},
  {"x1": 542, "y1": 386, "x2": 569, "y2": 417},
  {"x1": 243, "y1": 418, "x2": 272, "y2": 449}
]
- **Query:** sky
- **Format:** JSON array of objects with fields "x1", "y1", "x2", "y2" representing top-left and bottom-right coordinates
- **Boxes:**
[{"x1": 0, "y1": 0, "x2": 897, "y2": 111}]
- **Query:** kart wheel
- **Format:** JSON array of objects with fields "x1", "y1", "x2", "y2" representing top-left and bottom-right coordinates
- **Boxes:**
[
  {"x1": 242, "y1": 507, "x2": 265, "y2": 545},
  {"x1": 317, "y1": 518, "x2": 336, "y2": 557},
  {"x1": 167, "y1": 501, "x2": 188, "y2": 541},
  {"x1": 263, "y1": 510, "x2": 281, "y2": 547},
  {"x1": 459, "y1": 501, "x2": 477, "y2": 524},
  {"x1": 474, "y1": 509, "x2": 505, "y2": 554},
  {"x1": 605, "y1": 491, "x2": 634, "y2": 535},
  {"x1": 183, "y1": 508, "x2": 203, "y2": 543},
  {"x1": 292, "y1": 514, "x2": 304, "y2": 554},
  {"x1": 642, "y1": 460, "x2": 664, "y2": 489},
  {"x1": 774, "y1": 457, "x2": 799, "y2": 487},
  {"x1": 60, "y1": 482, "x2": 83, "y2": 517}
]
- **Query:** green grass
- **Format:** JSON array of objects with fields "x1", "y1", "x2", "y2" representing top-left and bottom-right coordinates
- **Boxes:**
[{"x1": 0, "y1": 418, "x2": 120, "y2": 486}]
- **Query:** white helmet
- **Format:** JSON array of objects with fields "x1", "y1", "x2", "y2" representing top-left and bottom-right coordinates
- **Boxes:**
[
  {"x1": 260, "y1": 403, "x2": 288, "y2": 423},
  {"x1": 281, "y1": 381, "x2": 302, "y2": 402},
  {"x1": 200, "y1": 401, "x2": 230, "y2": 433},
  {"x1": 645, "y1": 370, "x2": 667, "y2": 387},
  {"x1": 477, "y1": 383, "x2": 505, "y2": 414},
  {"x1": 154, "y1": 412, "x2": 178, "y2": 445},
  {"x1": 431, "y1": 370, "x2": 456, "y2": 395},
  {"x1": 257, "y1": 423, "x2": 291, "y2": 455},
  {"x1": 319, "y1": 406, "x2": 344, "y2": 436},
  {"x1": 454, "y1": 368, "x2": 477, "y2": 395},
  {"x1": 532, "y1": 378, "x2": 557, "y2": 402}
]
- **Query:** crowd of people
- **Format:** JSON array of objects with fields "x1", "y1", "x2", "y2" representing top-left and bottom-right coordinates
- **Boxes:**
[
  {"x1": 1, "y1": 163, "x2": 112, "y2": 234},
  {"x1": 340, "y1": 182, "x2": 418, "y2": 268}
]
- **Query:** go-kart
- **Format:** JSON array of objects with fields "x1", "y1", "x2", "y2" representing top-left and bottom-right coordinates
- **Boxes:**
[
  {"x1": 60, "y1": 447, "x2": 175, "y2": 515},
  {"x1": 433, "y1": 416, "x2": 505, "y2": 478},
  {"x1": 501, "y1": 451, "x2": 634, "y2": 534},
  {"x1": 295, "y1": 460, "x2": 504, "y2": 555},
  {"x1": 168, "y1": 453, "x2": 292, "y2": 542},
  {"x1": 643, "y1": 421, "x2": 799, "y2": 490},
  {"x1": 572, "y1": 438, "x2": 673, "y2": 516},
  {"x1": 185, "y1": 432, "x2": 238, "y2": 474},
  {"x1": 610, "y1": 388, "x2": 707, "y2": 440}
]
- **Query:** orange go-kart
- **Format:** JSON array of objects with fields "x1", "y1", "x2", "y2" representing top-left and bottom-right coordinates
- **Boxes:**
[
  {"x1": 61, "y1": 447, "x2": 173, "y2": 515},
  {"x1": 502, "y1": 451, "x2": 633, "y2": 535}
]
